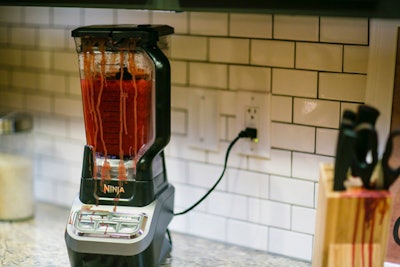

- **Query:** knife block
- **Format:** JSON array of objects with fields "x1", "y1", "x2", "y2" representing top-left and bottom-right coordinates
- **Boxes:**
[{"x1": 312, "y1": 164, "x2": 393, "y2": 267}]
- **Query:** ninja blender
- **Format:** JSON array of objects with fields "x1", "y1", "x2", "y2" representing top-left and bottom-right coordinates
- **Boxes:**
[{"x1": 65, "y1": 25, "x2": 175, "y2": 267}]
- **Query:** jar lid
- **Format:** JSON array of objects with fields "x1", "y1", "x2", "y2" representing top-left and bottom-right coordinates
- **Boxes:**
[{"x1": 0, "y1": 111, "x2": 33, "y2": 135}]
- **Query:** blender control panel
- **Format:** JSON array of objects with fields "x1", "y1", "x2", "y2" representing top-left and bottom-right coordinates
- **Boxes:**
[{"x1": 71, "y1": 210, "x2": 147, "y2": 239}]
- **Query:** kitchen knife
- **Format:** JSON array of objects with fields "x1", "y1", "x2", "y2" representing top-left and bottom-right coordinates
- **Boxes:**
[
  {"x1": 333, "y1": 110, "x2": 356, "y2": 191},
  {"x1": 351, "y1": 105, "x2": 380, "y2": 189}
]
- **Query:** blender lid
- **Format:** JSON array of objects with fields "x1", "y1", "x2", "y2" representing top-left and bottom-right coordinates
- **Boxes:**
[
  {"x1": 71, "y1": 24, "x2": 174, "y2": 41},
  {"x1": 0, "y1": 111, "x2": 33, "y2": 135}
]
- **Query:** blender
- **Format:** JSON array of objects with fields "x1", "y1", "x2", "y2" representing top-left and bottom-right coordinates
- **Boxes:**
[{"x1": 64, "y1": 25, "x2": 175, "y2": 267}]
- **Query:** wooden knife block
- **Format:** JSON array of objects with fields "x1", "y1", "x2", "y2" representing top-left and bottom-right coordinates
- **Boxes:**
[{"x1": 312, "y1": 164, "x2": 393, "y2": 267}]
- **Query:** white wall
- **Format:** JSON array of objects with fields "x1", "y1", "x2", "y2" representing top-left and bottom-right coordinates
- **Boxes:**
[{"x1": 0, "y1": 6, "x2": 395, "y2": 262}]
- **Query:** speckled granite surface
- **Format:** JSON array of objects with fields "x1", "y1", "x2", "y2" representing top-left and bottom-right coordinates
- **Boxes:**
[{"x1": 0, "y1": 202, "x2": 311, "y2": 267}]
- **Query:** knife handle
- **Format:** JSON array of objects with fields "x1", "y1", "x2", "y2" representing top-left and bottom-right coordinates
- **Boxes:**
[{"x1": 333, "y1": 129, "x2": 357, "y2": 191}]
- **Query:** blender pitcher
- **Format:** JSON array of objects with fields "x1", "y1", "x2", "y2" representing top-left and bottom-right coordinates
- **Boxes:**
[{"x1": 65, "y1": 25, "x2": 175, "y2": 267}]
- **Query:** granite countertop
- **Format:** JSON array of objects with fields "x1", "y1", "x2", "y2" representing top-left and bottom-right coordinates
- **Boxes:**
[{"x1": 0, "y1": 202, "x2": 311, "y2": 267}]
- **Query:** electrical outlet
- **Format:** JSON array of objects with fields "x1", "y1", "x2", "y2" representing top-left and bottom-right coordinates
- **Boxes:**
[
  {"x1": 236, "y1": 91, "x2": 270, "y2": 158},
  {"x1": 188, "y1": 89, "x2": 219, "y2": 151},
  {"x1": 245, "y1": 106, "x2": 259, "y2": 128}
]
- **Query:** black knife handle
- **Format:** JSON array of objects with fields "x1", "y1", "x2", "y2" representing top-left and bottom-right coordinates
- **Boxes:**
[{"x1": 333, "y1": 128, "x2": 357, "y2": 191}]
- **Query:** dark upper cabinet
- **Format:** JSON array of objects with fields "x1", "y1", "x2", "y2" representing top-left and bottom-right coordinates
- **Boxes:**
[{"x1": 1, "y1": 0, "x2": 400, "y2": 18}]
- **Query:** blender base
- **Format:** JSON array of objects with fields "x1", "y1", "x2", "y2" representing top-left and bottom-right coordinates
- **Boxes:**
[
  {"x1": 65, "y1": 185, "x2": 174, "y2": 267},
  {"x1": 66, "y1": 232, "x2": 171, "y2": 267}
]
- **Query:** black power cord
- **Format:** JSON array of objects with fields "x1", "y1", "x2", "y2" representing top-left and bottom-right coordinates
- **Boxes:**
[{"x1": 173, "y1": 127, "x2": 258, "y2": 216}]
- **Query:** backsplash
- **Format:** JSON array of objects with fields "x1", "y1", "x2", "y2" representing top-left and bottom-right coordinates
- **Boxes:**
[{"x1": 0, "y1": 6, "x2": 373, "y2": 261}]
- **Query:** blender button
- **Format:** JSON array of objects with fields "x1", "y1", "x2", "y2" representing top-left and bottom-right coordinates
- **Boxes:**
[
  {"x1": 119, "y1": 223, "x2": 139, "y2": 234},
  {"x1": 78, "y1": 221, "x2": 95, "y2": 230},
  {"x1": 97, "y1": 222, "x2": 117, "y2": 233}
]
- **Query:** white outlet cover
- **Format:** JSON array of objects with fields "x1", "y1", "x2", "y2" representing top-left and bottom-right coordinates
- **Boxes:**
[
  {"x1": 236, "y1": 91, "x2": 271, "y2": 158},
  {"x1": 188, "y1": 89, "x2": 220, "y2": 151}
]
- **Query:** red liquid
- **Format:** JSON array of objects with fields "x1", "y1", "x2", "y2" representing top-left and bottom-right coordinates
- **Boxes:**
[{"x1": 81, "y1": 78, "x2": 152, "y2": 158}]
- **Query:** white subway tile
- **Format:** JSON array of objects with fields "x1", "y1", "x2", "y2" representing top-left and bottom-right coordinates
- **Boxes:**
[
  {"x1": 165, "y1": 157, "x2": 188, "y2": 184},
  {"x1": 34, "y1": 177, "x2": 56, "y2": 203},
  {"x1": 116, "y1": 9, "x2": 150, "y2": 24},
  {"x1": 34, "y1": 134, "x2": 54, "y2": 156},
  {"x1": 189, "y1": 62, "x2": 227, "y2": 89},
  {"x1": 68, "y1": 75, "x2": 81, "y2": 96},
  {"x1": 229, "y1": 13, "x2": 272, "y2": 38},
  {"x1": 170, "y1": 35, "x2": 207, "y2": 61},
  {"x1": 296, "y1": 42, "x2": 342, "y2": 72},
  {"x1": 292, "y1": 152, "x2": 333, "y2": 181},
  {"x1": 11, "y1": 71, "x2": 37, "y2": 90},
  {"x1": 174, "y1": 184, "x2": 208, "y2": 212},
  {"x1": 206, "y1": 141, "x2": 247, "y2": 170},
  {"x1": 53, "y1": 7, "x2": 82, "y2": 26},
  {"x1": 54, "y1": 181, "x2": 80, "y2": 206},
  {"x1": 166, "y1": 135, "x2": 206, "y2": 161},
  {"x1": 320, "y1": 17, "x2": 368, "y2": 45},
  {"x1": 53, "y1": 51, "x2": 77, "y2": 72},
  {"x1": 272, "y1": 68, "x2": 317, "y2": 98},
  {"x1": 10, "y1": 27, "x2": 36, "y2": 47},
  {"x1": 274, "y1": 15, "x2": 319, "y2": 41},
  {"x1": 248, "y1": 149, "x2": 292, "y2": 177},
  {"x1": 170, "y1": 60, "x2": 187, "y2": 85},
  {"x1": 188, "y1": 161, "x2": 227, "y2": 190},
  {"x1": 291, "y1": 206, "x2": 316, "y2": 234},
  {"x1": 269, "y1": 227, "x2": 313, "y2": 261},
  {"x1": 343, "y1": 45, "x2": 369, "y2": 74},
  {"x1": 248, "y1": 198, "x2": 291, "y2": 229},
  {"x1": 169, "y1": 211, "x2": 189, "y2": 232},
  {"x1": 270, "y1": 175, "x2": 315, "y2": 207},
  {"x1": 0, "y1": 70, "x2": 8, "y2": 87},
  {"x1": 208, "y1": 191, "x2": 247, "y2": 220},
  {"x1": 0, "y1": 6, "x2": 22, "y2": 23},
  {"x1": 227, "y1": 169, "x2": 269, "y2": 198},
  {"x1": 38, "y1": 156, "x2": 77, "y2": 183},
  {"x1": 53, "y1": 138, "x2": 84, "y2": 163},
  {"x1": 0, "y1": 48, "x2": 22, "y2": 67},
  {"x1": 38, "y1": 28, "x2": 66, "y2": 49},
  {"x1": 190, "y1": 12, "x2": 228, "y2": 36},
  {"x1": 319, "y1": 73, "x2": 366, "y2": 102},
  {"x1": 171, "y1": 109, "x2": 187, "y2": 135},
  {"x1": 227, "y1": 219, "x2": 268, "y2": 250},
  {"x1": 83, "y1": 8, "x2": 114, "y2": 25},
  {"x1": 229, "y1": 65, "x2": 270, "y2": 92},
  {"x1": 68, "y1": 118, "x2": 85, "y2": 141},
  {"x1": 271, "y1": 95, "x2": 292, "y2": 123},
  {"x1": 293, "y1": 98, "x2": 340, "y2": 128},
  {"x1": 171, "y1": 86, "x2": 189, "y2": 109},
  {"x1": 24, "y1": 7, "x2": 51, "y2": 25},
  {"x1": 54, "y1": 97, "x2": 83, "y2": 117},
  {"x1": 24, "y1": 50, "x2": 52, "y2": 70},
  {"x1": 270, "y1": 122, "x2": 315, "y2": 153},
  {"x1": 36, "y1": 116, "x2": 68, "y2": 137},
  {"x1": 316, "y1": 128, "x2": 339, "y2": 156},
  {"x1": 210, "y1": 37, "x2": 249, "y2": 64},
  {"x1": 0, "y1": 91, "x2": 23, "y2": 110},
  {"x1": 188, "y1": 212, "x2": 227, "y2": 242},
  {"x1": 152, "y1": 11, "x2": 188, "y2": 34},
  {"x1": 0, "y1": 26, "x2": 7, "y2": 44},
  {"x1": 251, "y1": 40, "x2": 295, "y2": 68},
  {"x1": 38, "y1": 73, "x2": 67, "y2": 94}
]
